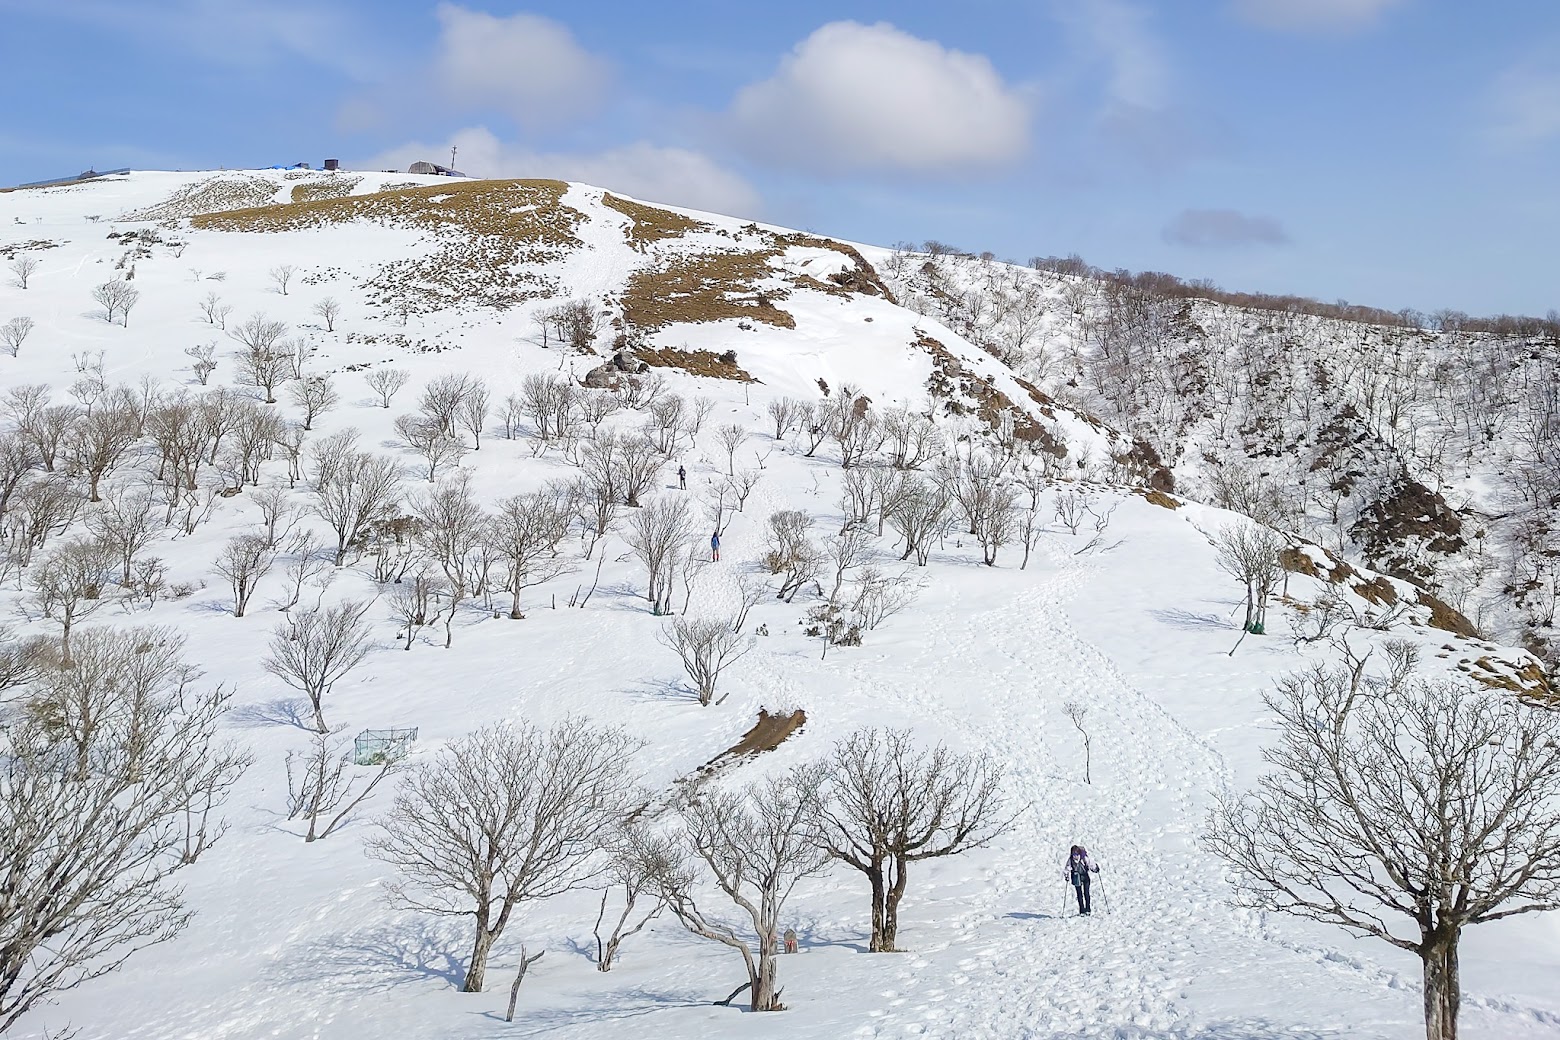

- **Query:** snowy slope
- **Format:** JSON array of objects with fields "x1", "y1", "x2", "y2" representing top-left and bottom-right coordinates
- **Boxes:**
[{"x1": 0, "y1": 170, "x2": 1556, "y2": 1040}]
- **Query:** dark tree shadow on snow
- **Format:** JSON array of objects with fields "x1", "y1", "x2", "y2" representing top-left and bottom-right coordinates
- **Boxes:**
[
  {"x1": 228, "y1": 697, "x2": 315, "y2": 730},
  {"x1": 1148, "y1": 607, "x2": 1235, "y2": 631},
  {"x1": 265, "y1": 919, "x2": 467, "y2": 992}
]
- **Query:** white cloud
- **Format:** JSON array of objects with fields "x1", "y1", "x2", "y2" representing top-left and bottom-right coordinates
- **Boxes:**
[
  {"x1": 362, "y1": 127, "x2": 763, "y2": 218},
  {"x1": 1163, "y1": 208, "x2": 1289, "y2": 248},
  {"x1": 432, "y1": 5, "x2": 611, "y2": 127},
  {"x1": 1052, "y1": 0, "x2": 1169, "y2": 109},
  {"x1": 727, "y1": 21, "x2": 1031, "y2": 175},
  {"x1": 1486, "y1": 63, "x2": 1560, "y2": 147},
  {"x1": 1230, "y1": 0, "x2": 1406, "y2": 32}
]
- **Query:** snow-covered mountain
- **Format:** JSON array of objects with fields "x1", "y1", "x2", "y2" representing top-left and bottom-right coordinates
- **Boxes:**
[{"x1": 0, "y1": 169, "x2": 1555, "y2": 1040}]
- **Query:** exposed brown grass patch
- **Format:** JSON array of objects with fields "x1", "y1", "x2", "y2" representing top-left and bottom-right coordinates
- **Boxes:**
[
  {"x1": 123, "y1": 174, "x2": 280, "y2": 220},
  {"x1": 686, "y1": 709, "x2": 808, "y2": 784},
  {"x1": 289, "y1": 176, "x2": 362, "y2": 204},
  {"x1": 602, "y1": 192, "x2": 710, "y2": 250},
  {"x1": 195, "y1": 179, "x2": 585, "y2": 313},
  {"x1": 0, "y1": 238, "x2": 61, "y2": 260},
  {"x1": 635, "y1": 346, "x2": 758, "y2": 382},
  {"x1": 622, "y1": 248, "x2": 795, "y2": 331},
  {"x1": 1462, "y1": 657, "x2": 1555, "y2": 703},
  {"x1": 1138, "y1": 488, "x2": 1180, "y2": 510}
]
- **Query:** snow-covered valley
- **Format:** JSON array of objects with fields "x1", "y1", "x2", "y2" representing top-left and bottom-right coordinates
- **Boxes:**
[{"x1": 0, "y1": 169, "x2": 1556, "y2": 1040}]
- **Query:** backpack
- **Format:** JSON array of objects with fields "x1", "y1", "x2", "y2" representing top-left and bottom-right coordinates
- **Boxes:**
[{"x1": 1069, "y1": 849, "x2": 1090, "y2": 882}]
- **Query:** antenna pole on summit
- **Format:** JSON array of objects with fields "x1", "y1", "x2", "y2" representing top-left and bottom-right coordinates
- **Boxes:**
[{"x1": 450, "y1": 145, "x2": 458, "y2": 170}]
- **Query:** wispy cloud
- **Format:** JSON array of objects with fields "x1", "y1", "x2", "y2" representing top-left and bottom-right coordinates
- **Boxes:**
[
  {"x1": 0, "y1": 0, "x2": 382, "y2": 80},
  {"x1": 1230, "y1": 0, "x2": 1408, "y2": 33},
  {"x1": 1485, "y1": 60, "x2": 1560, "y2": 147},
  {"x1": 1163, "y1": 208, "x2": 1289, "y2": 248}
]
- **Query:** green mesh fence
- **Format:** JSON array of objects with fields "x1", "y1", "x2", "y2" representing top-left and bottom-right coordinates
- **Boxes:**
[{"x1": 353, "y1": 728, "x2": 418, "y2": 766}]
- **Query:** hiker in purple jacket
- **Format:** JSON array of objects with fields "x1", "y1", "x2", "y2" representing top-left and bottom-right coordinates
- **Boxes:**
[{"x1": 1067, "y1": 845, "x2": 1100, "y2": 915}]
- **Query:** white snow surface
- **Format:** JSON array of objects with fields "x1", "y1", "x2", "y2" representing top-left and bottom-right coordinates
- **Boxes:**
[{"x1": 0, "y1": 170, "x2": 1556, "y2": 1040}]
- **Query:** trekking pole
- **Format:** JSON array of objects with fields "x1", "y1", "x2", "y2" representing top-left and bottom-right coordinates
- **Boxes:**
[
  {"x1": 1097, "y1": 871, "x2": 1112, "y2": 916},
  {"x1": 1060, "y1": 879, "x2": 1071, "y2": 918}
]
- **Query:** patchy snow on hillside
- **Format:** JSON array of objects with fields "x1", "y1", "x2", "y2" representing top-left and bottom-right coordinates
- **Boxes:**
[{"x1": 0, "y1": 171, "x2": 1556, "y2": 1040}]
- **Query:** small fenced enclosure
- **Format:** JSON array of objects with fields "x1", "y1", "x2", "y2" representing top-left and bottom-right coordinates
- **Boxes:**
[{"x1": 353, "y1": 728, "x2": 418, "y2": 766}]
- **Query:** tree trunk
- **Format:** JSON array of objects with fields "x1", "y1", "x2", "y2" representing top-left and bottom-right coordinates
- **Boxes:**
[
  {"x1": 868, "y1": 865, "x2": 891, "y2": 951},
  {"x1": 882, "y1": 859, "x2": 909, "y2": 952},
  {"x1": 752, "y1": 941, "x2": 781, "y2": 1011},
  {"x1": 464, "y1": 924, "x2": 497, "y2": 993},
  {"x1": 1421, "y1": 933, "x2": 1461, "y2": 1040}
]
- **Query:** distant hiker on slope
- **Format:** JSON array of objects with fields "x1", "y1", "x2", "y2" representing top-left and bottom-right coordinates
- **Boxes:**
[
  {"x1": 678, "y1": 465, "x2": 686, "y2": 490},
  {"x1": 710, "y1": 530, "x2": 721, "y2": 562},
  {"x1": 1066, "y1": 845, "x2": 1100, "y2": 915}
]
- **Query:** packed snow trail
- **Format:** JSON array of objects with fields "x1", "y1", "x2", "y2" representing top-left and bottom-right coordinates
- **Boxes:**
[{"x1": 836, "y1": 540, "x2": 1394, "y2": 1039}]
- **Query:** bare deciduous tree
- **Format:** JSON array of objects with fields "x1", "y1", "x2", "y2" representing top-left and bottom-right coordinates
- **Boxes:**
[
  {"x1": 184, "y1": 342, "x2": 218, "y2": 384},
  {"x1": 91, "y1": 279, "x2": 139, "y2": 326},
  {"x1": 1206, "y1": 661, "x2": 1560, "y2": 1040},
  {"x1": 632, "y1": 767, "x2": 830, "y2": 1012},
  {"x1": 269, "y1": 264, "x2": 295, "y2": 295},
  {"x1": 366, "y1": 719, "x2": 641, "y2": 993},
  {"x1": 591, "y1": 838, "x2": 665, "y2": 972},
  {"x1": 285, "y1": 729, "x2": 400, "y2": 842},
  {"x1": 1213, "y1": 521, "x2": 1287, "y2": 640},
  {"x1": 262, "y1": 599, "x2": 374, "y2": 732},
  {"x1": 0, "y1": 628, "x2": 248, "y2": 1032},
  {"x1": 197, "y1": 291, "x2": 231, "y2": 328},
  {"x1": 29, "y1": 536, "x2": 115, "y2": 667},
  {"x1": 313, "y1": 450, "x2": 403, "y2": 565},
  {"x1": 0, "y1": 317, "x2": 34, "y2": 357},
  {"x1": 491, "y1": 486, "x2": 575, "y2": 618},
  {"x1": 715, "y1": 423, "x2": 748, "y2": 475},
  {"x1": 659, "y1": 616, "x2": 755, "y2": 706},
  {"x1": 364, "y1": 368, "x2": 410, "y2": 410},
  {"x1": 229, "y1": 314, "x2": 291, "y2": 403},
  {"x1": 763, "y1": 509, "x2": 823, "y2": 601},
  {"x1": 1063, "y1": 701, "x2": 1091, "y2": 784},
  {"x1": 312, "y1": 296, "x2": 341, "y2": 332},
  {"x1": 215, "y1": 532, "x2": 276, "y2": 617},
  {"x1": 820, "y1": 729, "x2": 1010, "y2": 952},
  {"x1": 625, "y1": 495, "x2": 693, "y2": 613},
  {"x1": 287, "y1": 376, "x2": 339, "y2": 431},
  {"x1": 8, "y1": 254, "x2": 39, "y2": 290}
]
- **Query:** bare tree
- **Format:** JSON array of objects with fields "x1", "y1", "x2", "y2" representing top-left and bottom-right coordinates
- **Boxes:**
[
  {"x1": 387, "y1": 566, "x2": 446, "y2": 650},
  {"x1": 1206, "y1": 661, "x2": 1560, "y2": 1040},
  {"x1": 764, "y1": 509, "x2": 823, "y2": 601},
  {"x1": 313, "y1": 450, "x2": 403, "y2": 565},
  {"x1": 457, "y1": 379, "x2": 490, "y2": 450},
  {"x1": 65, "y1": 401, "x2": 140, "y2": 503},
  {"x1": 197, "y1": 291, "x2": 231, "y2": 328},
  {"x1": 0, "y1": 317, "x2": 34, "y2": 357},
  {"x1": 214, "y1": 533, "x2": 276, "y2": 617},
  {"x1": 312, "y1": 296, "x2": 341, "y2": 332},
  {"x1": 766, "y1": 398, "x2": 800, "y2": 439},
  {"x1": 0, "y1": 628, "x2": 248, "y2": 1033},
  {"x1": 8, "y1": 254, "x2": 38, "y2": 289},
  {"x1": 84, "y1": 485, "x2": 158, "y2": 584},
  {"x1": 417, "y1": 373, "x2": 480, "y2": 436},
  {"x1": 659, "y1": 616, "x2": 755, "y2": 706},
  {"x1": 270, "y1": 264, "x2": 296, "y2": 295},
  {"x1": 364, "y1": 368, "x2": 410, "y2": 409},
  {"x1": 1063, "y1": 702, "x2": 1091, "y2": 784},
  {"x1": 491, "y1": 486, "x2": 575, "y2": 618},
  {"x1": 1213, "y1": 521, "x2": 1287, "y2": 638},
  {"x1": 633, "y1": 767, "x2": 830, "y2": 1011},
  {"x1": 823, "y1": 526, "x2": 873, "y2": 605},
  {"x1": 262, "y1": 599, "x2": 374, "y2": 732},
  {"x1": 410, "y1": 473, "x2": 487, "y2": 648},
  {"x1": 886, "y1": 476, "x2": 951, "y2": 566},
  {"x1": 91, "y1": 279, "x2": 139, "y2": 326},
  {"x1": 591, "y1": 837, "x2": 666, "y2": 972},
  {"x1": 184, "y1": 342, "x2": 218, "y2": 384},
  {"x1": 285, "y1": 729, "x2": 400, "y2": 842},
  {"x1": 625, "y1": 495, "x2": 694, "y2": 613},
  {"x1": 819, "y1": 729, "x2": 1010, "y2": 952},
  {"x1": 715, "y1": 423, "x2": 748, "y2": 475},
  {"x1": 29, "y1": 536, "x2": 116, "y2": 667},
  {"x1": 366, "y1": 719, "x2": 641, "y2": 993},
  {"x1": 229, "y1": 314, "x2": 291, "y2": 403},
  {"x1": 287, "y1": 376, "x2": 338, "y2": 431}
]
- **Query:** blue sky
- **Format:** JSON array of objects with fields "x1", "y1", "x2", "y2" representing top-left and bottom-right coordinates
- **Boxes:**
[{"x1": 3, "y1": 0, "x2": 1557, "y2": 317}]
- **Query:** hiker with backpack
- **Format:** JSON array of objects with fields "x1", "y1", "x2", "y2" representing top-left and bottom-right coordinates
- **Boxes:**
[
  {"x1": 710, "y1": 530, "x2": 721, "y2": 562},
  {"x1": 1066, "y1": 845, "x2": 1100, "y2": 915},
  {"x1": 678, "y1": 465, "x2": 686, "y2": 490}
]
